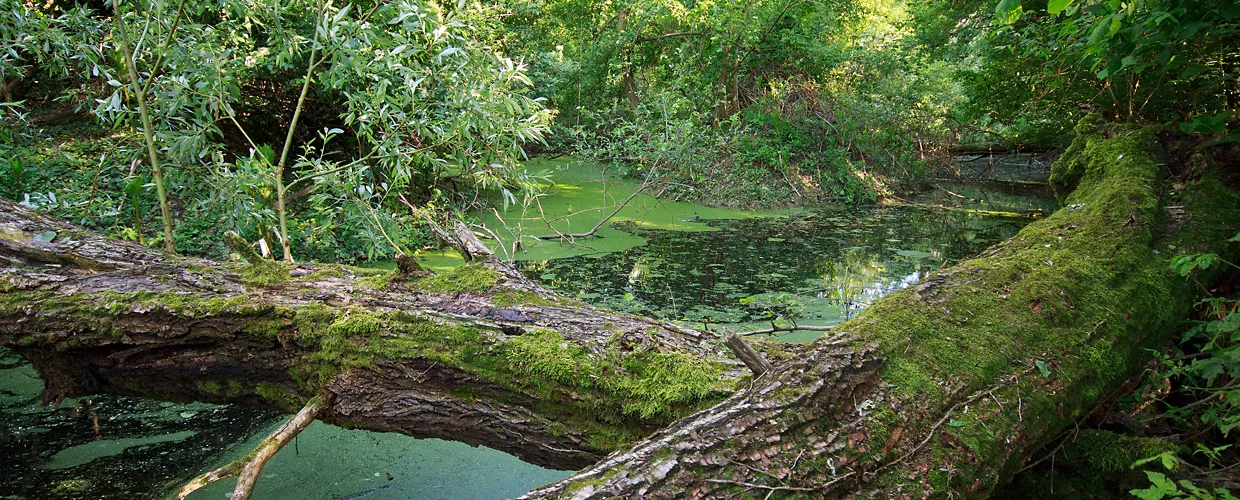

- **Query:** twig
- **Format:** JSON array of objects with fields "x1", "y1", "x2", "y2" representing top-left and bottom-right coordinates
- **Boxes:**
[
  {"x1": 179, "y1": 396, "x2": 329, "y2": 500},
  {"x1": 703, "y1": 479, "x2": 819, "y2": 492},
  {"x1": 532, "y1": 180, "x2": 648, "y2": 240},
  {"x1": 533, "y1": 166, "x2": 659, "y2": 240},
  {"x1": 870, "y1": 370, "x2": 1031, "y2": 478},
  {"x1": 471, "y1": 223, "x2": 511, "y2": 262},
  {"x1": 738, "y1": 325, "x2": 834, "y2": 337},
  {"x1": 1018, "y1": 435, "x2": 1069, "y2": 473}
]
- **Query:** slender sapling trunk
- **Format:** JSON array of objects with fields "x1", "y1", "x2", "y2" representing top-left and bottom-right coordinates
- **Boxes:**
[{"x1": 112, "y1": 0, "x2": 176, "y2": 253}]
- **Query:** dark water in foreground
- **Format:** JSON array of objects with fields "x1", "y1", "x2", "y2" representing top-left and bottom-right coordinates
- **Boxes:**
[
  {"x1": 0, "y1": 349, "x2": 569, "y2": 499},
  {"x1": 0, "y1": 182, "x2": 1056, "y2": 499}
]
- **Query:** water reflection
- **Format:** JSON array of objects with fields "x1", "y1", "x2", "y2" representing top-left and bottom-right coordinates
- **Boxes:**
[
  {"x1": 519, "y1": 205, "x2": 1038, "y2": 338},
  {"x1": 0, "y1": 347, "x2": 568, "y2": 499},
  {"x1": 0, "y1": 347, "x2": 278, "y2": 498},
  {"x1": 1, "y1": 185, "x2": 1055, "y2": 497}
]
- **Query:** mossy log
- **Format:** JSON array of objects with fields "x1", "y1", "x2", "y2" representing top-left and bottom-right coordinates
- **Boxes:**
[
  {"x1": 0, "y1": 202, "x2": 744, "y2": 470},
  {"x1": 520, "y1": 123, "x2": 1239, "y2": 497},
  {"x1": 1, "y1": 121, "x2": 1237, "y2": 497}
]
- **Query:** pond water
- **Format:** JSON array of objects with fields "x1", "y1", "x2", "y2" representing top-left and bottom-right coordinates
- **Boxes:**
[
  {"x1": 0, "y1": 159, "x2": 1057, "y2": 499},
  {"x1": 0, "y1": 348, "x2": 569, "y2": 499}
]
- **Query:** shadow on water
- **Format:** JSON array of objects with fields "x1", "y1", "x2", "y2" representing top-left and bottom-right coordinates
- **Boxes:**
[
  {"x1": 0, "y1": 347, "x2": 279, "y2": 498},
  {"x1": 0, "y1": 347, "x2": 569, "y2": 499}
]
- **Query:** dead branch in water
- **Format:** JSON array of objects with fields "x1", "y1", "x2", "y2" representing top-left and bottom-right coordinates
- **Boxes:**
[{"x1": 180, "y1": 397, "x2": 329, "y2": 500}]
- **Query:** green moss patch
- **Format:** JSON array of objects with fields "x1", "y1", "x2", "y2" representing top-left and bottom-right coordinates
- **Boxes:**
[
  {"x1": 1062, "y1": 430, "x2": 1175, "y2": 474},
  {"x1": 276, "y1": 307, "x2": 731, "y2": 450},
  {"x1": 506, "y1": 329, "x2": 731, "y2": 419},
  {"x1": 856, "y1": 123, "x2": 1177, "y2": 399},
  {"x1": 227, "y1": 260, "x2": 293, "y2": 287},
  {"x1": 415, "y1": 264, "x2": 500, "y2": 294},
  {"x1": 838, "y1": 118, "x2": 1240, "y2": 493}
]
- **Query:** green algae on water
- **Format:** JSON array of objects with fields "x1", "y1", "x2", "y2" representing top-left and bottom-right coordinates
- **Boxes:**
[{"x1": 476, "y1": 157, "x2": 797, "y2": 261}]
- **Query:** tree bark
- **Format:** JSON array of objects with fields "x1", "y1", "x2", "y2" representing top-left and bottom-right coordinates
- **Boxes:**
[
  {"x1": 519, "y1": 124, "x2": 1239, "y2": 497},
  {"x1": 1, "y1": 122, "x2": 1236, "y2": 497},
  {"x1": 723, "y1": 333, "x2": 772, "y2": 377},
  {"x1": 0, "y1": 201, "x2": 743, "y2": 470}
]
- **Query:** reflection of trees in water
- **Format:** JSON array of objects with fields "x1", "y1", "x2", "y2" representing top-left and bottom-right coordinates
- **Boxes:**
[
  {"x1": 518, "y1": 206, "x2": 1041, "y2": 324},
  {"x1": 815, "y1": 249, "x2": 885, "y2": 319},
  {"x1": 915, "y1": 181, "x2": 1061, "y2": 214}
]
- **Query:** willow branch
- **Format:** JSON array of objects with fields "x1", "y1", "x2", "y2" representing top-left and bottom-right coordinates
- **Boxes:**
[
  {"x1": 533, "y1": 169, "x2": 656, "y2": 241},
  {"x1": 140, "y1": 0, "x2": 187, "y2": 97}
]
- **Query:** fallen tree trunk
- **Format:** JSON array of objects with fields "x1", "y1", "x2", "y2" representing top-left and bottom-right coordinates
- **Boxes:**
[
  {"x1": 0, "y1": 120, "x2": 1236, "y2": 496},
  {"x1": 520, "y1": 123, "x2": 1239, "y2": 497},
  {"x1": 0, "y1": 203, "x2": 746, "y2": 470}
]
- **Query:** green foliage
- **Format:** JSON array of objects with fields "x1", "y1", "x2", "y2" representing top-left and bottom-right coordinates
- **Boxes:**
[
  {"x1": 1098, "y1": 231, "x2": 1240, "y2": 499},
  {"x1": 852, "y1": 119, "x2": 1240, "y2": 495},
  {"x1": 971, "y1": 0, "x2": 1240, "y2": 142},
  {"x1": 1130, "y1": 471, "x2": 1239, "y2": 500},
  {"x1": 510, "y1": 0, "x2": 960, "y2": 207},
  {"x1": 738, "y1": 292, "x2": 806, "y2": 326},
  {"x1": 1152, "y1": 296, "x2": 1240, "y2": 436},
  {"x1": 5, "y1": 0, "x2": 552, "y2": 262},
  {"x1": 1146, "y1": 236, "x2": 1240, "y2": 439},
  {"x1": 1170, "y1": 254, "x2": 1223, "y2": 278},
  {"x1": 1129, "y1": 445, "x2": 1240, "y2": 500}
]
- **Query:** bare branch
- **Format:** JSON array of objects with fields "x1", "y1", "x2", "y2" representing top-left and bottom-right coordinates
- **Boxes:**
[{"x1": 179, "y1": 397, "x2": 329, "y2": 500}]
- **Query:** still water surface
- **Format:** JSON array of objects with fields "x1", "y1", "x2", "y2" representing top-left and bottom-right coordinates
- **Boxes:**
[{"x1": 0, "y1": 160, "x2": 1056, "y2": 499}]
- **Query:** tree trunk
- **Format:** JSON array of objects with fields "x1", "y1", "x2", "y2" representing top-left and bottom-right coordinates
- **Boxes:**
[
  {"x1": 519, "y1": 123, "x2": 1238, "y2": 497},
  {"x1": 0, "y1": 201, "x2": 744, "y2": 470},
  {"x1": 1, "y1": 122, "x2": 1236, "y2": 496}
]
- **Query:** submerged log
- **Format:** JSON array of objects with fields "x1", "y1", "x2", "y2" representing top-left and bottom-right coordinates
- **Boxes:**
[{"x1": 1, "y1": 120, "x2": 1236, "y2": 496}]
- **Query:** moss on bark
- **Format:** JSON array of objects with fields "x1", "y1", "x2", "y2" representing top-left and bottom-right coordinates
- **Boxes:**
[{"x1": 843, "y1": 121, "x2": 1240, "y2": 493}]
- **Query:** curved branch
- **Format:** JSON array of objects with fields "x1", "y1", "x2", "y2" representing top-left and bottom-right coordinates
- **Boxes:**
[
  {"x1": 179, "y1": 397, "x2": 329, "y2": 500},
  {"x1": 534, "y1": 170, "x2": 655, "y2": 241},
  {"x1": 737, "y1": 324, "x2": 835, "y2": 337}
]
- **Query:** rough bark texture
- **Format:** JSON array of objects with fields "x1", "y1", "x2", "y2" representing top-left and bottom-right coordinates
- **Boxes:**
[
  {"x1": 723, "y1": 333, "x2": 773, "y2": 376},
  {"x1": 519, "y1": 123, "x2": 1239, "y2": 497},
  {"x1": 0, "y1": 202, "x2": 744, "y2": 470},
  {"x1": 1, "y1": 121, "x2": 1236, "y2": 497}
]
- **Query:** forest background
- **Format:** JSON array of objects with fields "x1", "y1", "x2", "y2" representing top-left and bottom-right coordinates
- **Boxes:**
[{"x1": 1, "y1": 0, "x2": 1238, "y2": 497}]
